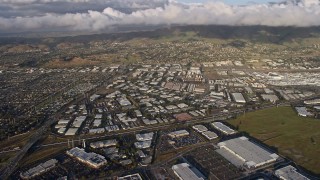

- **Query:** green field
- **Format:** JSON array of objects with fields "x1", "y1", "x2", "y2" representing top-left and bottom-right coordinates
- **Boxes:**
[{"x1": 229, "y1": 106, "x2": 320, "y2": 175}]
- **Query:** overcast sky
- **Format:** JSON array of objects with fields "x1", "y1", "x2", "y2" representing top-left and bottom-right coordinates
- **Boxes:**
[
  {"x1": 178, "y1": 0, "x2": 280, "y2": 5},
  {"x1": 0, "y1": 0, "x2": 319, "y2": 34}
]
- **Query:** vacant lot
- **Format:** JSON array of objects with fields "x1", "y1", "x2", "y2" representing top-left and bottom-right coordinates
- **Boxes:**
[{"x1": 229, "y1": 106, "x2": 320, "y2": 175}]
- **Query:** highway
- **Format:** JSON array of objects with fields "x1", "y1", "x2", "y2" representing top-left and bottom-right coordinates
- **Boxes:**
[
  {"x1": 33, "y1": 103, "x2": 281, "y2": 149},
  {"x1": 0, "y1": 89, "x2": 317, "y2": 179},
  {"x1": 0, "y1": 73, "x2": 119, "y2": 180},
  {"x1": 0, "y1": 118, "x2": 56, "y2": 180}
]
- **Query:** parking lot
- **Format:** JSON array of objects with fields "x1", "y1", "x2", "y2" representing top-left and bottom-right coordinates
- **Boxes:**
[
  {"x1": 157, "y1": 128, "x2": 204, "y2": 154},
  {"x1": 184, "y1": 145, "x2": 243, "y2": 180}
]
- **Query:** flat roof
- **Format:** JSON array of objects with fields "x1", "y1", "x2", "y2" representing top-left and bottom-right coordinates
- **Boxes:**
[
  {"x1": 174, "y1": 113, "x2": 193, "y2": 121},
  {"x1": 295, "y1": 107, "x2": 313, "y2": 116},
  {"x1": 118, "y1": 173, "x2": 143, "y2": 180},
  {"x1": 201, "y1": 131, "x2": 218, "y2": 140},
  {"x1": 65, "y1": 128, "x2": 78, "y2": 136},
  {"x1": 90, "y1": 139, "x2": 117, "y2": 148},
  {"x1": 232, "y1": 93, "x2": 246, "y2": 103},
  {"x1": 67, "y1": 147, "x2": 107, "y2": 168},
  {"x1": 134, "y1": 140, "x2": 152, "y2": 149},
  {"x1": 217, "y1": 136, "x2": 278, "y2": 168},
  {"x1": 192, "y1": 125, "x2": 208, "y2": 133},
  {"x1": 172, "y1": 163, "x2": 205, "y2": 180},
  {"x1": 136, "y1": 132, "x2": 154, "y2": 141},
  {"x1": 212, "y1": 122, "x2": 236, "y2": 135},
  {"x1": 168, "y1": 130, "x2": 189, "y2": 138},
  {"x1": 275, "y1": 165, "x2": 310, "y2": 180},
  {"x1": 216, "y1": 147, "x2": 244, "y2": 167},
  {"x1": 261, "y1": 94, "x2": 279, "y2": 101}
]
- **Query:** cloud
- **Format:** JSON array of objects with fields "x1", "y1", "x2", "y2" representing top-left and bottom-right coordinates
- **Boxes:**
[{"x1": 0, "y1": 0, "x2": 319, "y2": 33}]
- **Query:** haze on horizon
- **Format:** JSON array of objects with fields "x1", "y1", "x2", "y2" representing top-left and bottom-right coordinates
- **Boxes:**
[{"x1": 0, "y1": 0, "x2": 320, "y2": 34}]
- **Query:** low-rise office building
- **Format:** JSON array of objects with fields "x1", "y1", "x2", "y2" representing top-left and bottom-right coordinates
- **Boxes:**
[{"x1": 66, "y1": 147, "x2": 107, "y2": 168}]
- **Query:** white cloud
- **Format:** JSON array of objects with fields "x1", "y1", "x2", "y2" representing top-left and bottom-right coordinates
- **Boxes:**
[{"x1": 0, "y1": 0, "x2": 319, "y2": 33}]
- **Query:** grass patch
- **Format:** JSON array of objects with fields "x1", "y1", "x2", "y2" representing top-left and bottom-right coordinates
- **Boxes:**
[{"x1": 229, "y1": 106, "x2": 320, "y2": 175}]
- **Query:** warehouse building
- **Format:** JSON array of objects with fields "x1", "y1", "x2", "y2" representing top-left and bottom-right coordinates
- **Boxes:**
[
  {"x1": 192, "y1": 125, "x2": 208, "y2": 133},
  {"x1": 134, "y1": 132, "x2": 154, "y2": 149},
  {"x1": 118, "y1": 173, "x2": 143, "y2": 180},
  {"x1": 134, "y1": 140, "x2": 152, "y2": 149},
  {"x1": 66, "y1": 147, "x2": 107, "y2": 168},
  {"x1": 57, "y1": 119, "x2": 70, "y2": 125},
  {"x1": 201, "y1": 131, "x2": 218, "y2": 140},
  {"x1": 174, "y1": 113, "x2": 193, "y2": 122},
  {"x1": 261, "y1": 94, "x2": 279, "y2": 103},
  {"x1": 65, "y1": 128, "x2": 78, "y2": 136},
  {"x1": 90, "y1": 139, "x2": 117, "y2": 149},
  {"x1": 295, "y1": 107, "x2": 313, "y2": 117},
  {"x1": 72, "y1": 116, "x2": 86, "y2": 128},
  {"x1": 304, "y1": 98, "x2": 320, "y2": 105},
  {"x1": 136, "y1": 132, "x2": 154, "y2": 141},
  {"x1": 275, "y1": 165, "x2": 310, "y2": 180},
  {"x1": 57, "y1": 127, "x2": 66, "y2": 134},
  {"x1": 172, "y1": 163, "x2": 205, "y2": 180},
  {"x1": 20, "y1": 159, "x2": 58, "y2": 179},
  {"x1": 168, "y1": 130, "x2": 190, "y2": 138},
  {"x1": 212, "y1": 122, "x2": 236, "y2": 135},
  {"x1": 135, "y1": 110, "x2": 143, "y2": 117},
  {"x1": 231, "y1": 93, "x2": 246, "y2": 103},
  {"x1": 216, "y1": 136, "x2": 279, "y2": 169}
]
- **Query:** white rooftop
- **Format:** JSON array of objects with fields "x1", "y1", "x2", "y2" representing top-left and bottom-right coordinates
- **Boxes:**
[
  {"x1": 65, "y1": 128, "x2": 78, "y2": 136},
  {"x1": 172, "y1": 163, "x2": 205, "y2": 180},
  {"x1": 201, "y1": 131, "x2": 218, "y2": 140},
  {"x1": 168, "y1": 130, "x2": 190, "y2": 138},
  {"x1": 134, "y1": 140, "x2": 152, "y2": 149},
  {"x1": 136, "y1": 132, "x2": 154, "y2": 141},
  {"x1": 192, "y1": 125, "x2": 208, "y2": 133},
  {"x1": 232, "y1": 93, "x2": 246, "y2": 103},
  {"x1": 217, "y1": 136, "x2": 279, "y2": 168},
  {"x1": 67, "y1": 147, "x2": 107, "y2": 168},
  {"x1": 90, "y1": 139, "x2": 117, "y2": 149},
  {"x1": 275, "y1": 165, "x2": 310, "y2": 180},
  {"x1": 212, "y1": 122, "x2": 236, "y2": 135}
]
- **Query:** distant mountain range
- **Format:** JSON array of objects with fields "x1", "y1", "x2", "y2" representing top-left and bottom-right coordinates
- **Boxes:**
[{"x1": 0, "y1": 25, "x2": 320, "y2": 46}]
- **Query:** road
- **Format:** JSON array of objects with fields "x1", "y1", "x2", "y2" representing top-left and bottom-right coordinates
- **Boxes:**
[
  {"x1": 32, "y1": 103, "x2": 281, "y2": 149},
  {"x1": 0, "y1": 86, "x2": 317, "y2": 179},
  {"x1": 0, "y1": 118, "x2": 55, "y2": 180},
  {"x1": 0, "y1": 73, "x2": 120, "y2": 180}
]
